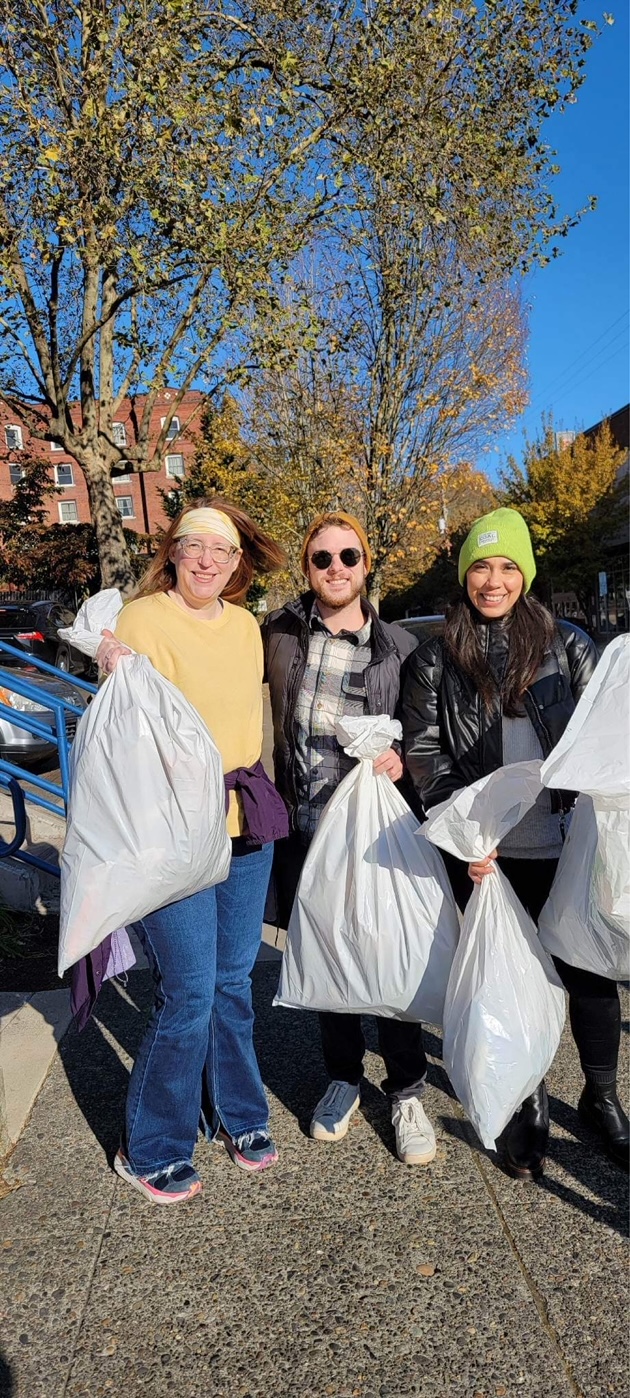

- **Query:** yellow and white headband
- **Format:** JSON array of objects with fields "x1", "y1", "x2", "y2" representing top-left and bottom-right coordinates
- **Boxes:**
[{"x1": 174, "y1": 508, "x2": 241, "y2": 550}]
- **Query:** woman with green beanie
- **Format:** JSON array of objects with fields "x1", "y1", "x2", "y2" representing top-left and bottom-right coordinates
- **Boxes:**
[{"x1": 401, "y1": 507, "x2": 628, "y2": 1181}]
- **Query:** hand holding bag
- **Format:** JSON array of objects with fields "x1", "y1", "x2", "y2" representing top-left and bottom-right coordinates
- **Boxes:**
[
  {"x1": 274, "y1": 715, "x2": 460, "y2": 1025},
  {"x1": 424, "y1": 761, "x2": 565, "y2": 1149}
]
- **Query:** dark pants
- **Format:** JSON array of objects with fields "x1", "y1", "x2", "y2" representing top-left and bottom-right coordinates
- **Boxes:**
[
  {"x1": 319, "y1": 1012, "x2": 427, "y2": 1095},
  {"x1": 273, "y1": 833, "x2": 428, "y2": 1095},
  {"x1": 441, "y1": 850, "x2": 621, "y2": 1084}
]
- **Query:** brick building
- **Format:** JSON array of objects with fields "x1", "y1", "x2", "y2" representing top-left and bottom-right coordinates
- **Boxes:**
[{"x1": 0, "y1": 389, "x2": 205, "y2": 535}]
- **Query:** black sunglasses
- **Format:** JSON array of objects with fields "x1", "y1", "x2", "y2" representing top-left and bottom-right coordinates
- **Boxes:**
[{"x1": 310, "y1": 547, "x2": 363, "y2": 570}]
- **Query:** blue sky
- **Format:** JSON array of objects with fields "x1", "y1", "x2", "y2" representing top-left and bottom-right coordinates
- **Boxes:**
[{"x1": 486, "y1": 4, "x2": 629, "y2": 478}]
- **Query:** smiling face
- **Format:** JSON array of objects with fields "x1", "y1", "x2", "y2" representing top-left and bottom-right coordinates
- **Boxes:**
[
  {"x1": 465, "y1": 556, "x2": 524, "y2": 619},
  {"x1": 169, "y1": 533, "x2": 241, "y2": 611},
  {"x1": 306, "y1": 524, "x2": 368, "y2": 611}
]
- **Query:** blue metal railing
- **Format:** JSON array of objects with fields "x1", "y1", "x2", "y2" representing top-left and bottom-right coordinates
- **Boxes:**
[{"x1": 0, "y1": 641, "x2": 97, "y2": 876}]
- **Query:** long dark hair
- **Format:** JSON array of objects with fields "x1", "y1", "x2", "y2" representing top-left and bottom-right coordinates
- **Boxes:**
[
  {"x1": 134, "y1": 496, "x2": 286, "y2": 605},
  {"x1": 444, "y1": 591, "x2": 556, "y2": 716}
]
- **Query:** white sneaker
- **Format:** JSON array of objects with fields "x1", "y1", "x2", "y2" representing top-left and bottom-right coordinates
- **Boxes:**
[
  {"x1": 392, "y1": 1093, "x2": 437, "y2": 1165},
  {"x1": 310, "y1": 1080, "x2": 360, "y2": 1142}
]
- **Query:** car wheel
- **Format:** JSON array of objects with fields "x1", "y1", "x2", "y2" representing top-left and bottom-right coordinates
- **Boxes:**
[{"x1": 55, "y1": 643, "x2": 72, "y2": 672}]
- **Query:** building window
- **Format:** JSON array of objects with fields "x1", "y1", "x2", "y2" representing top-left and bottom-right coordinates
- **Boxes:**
[
  {"x1": 51, "y1": 439, "x2": 64, "y2": 452},
  {"x1": 9, "y1": 463, "x2": 25, "y2": 485},
  {"x1": 165, "y1": 453, "x2": 185, "y2": 478},
  {"x1": 5, "y1": 424, "x2": 23, "y2": 450},
  {"x1": 54, "y1": 463, "x2": 74, "y2": 487},
  {"x1": 116, "y1": 495, "x2": 135, "y2": 518},
  {"x1": 161, "y1": 415, "x2": 180, "y2": 442},
  {"x1": 112, "y1": 462, "x2": 133, "y2": 483},
  {"x1": 112, "y1": 422, "x2": 127, "y2": 447},
  {"x1": 58, "y1": 500, "x2": 79, "y2": 523}
]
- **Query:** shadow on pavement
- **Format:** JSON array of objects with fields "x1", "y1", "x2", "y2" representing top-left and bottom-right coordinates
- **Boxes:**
[
  {"x1": 0, "y1": 1349, "x2": 15, "y2": 1398},
  {"x1": 57, "y1": 972, "x2": 149, "y2": 1165},
  {"x1": 55, "y1": 959, "x2": 629, "y2": 1243}
]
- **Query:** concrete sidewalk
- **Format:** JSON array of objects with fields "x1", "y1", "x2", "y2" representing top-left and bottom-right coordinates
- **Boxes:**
[{"x1": 0, "y1": 966, "x2": 627, "y2": 1398}]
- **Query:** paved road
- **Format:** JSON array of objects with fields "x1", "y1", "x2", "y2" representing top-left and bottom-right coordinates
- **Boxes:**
[{"x1": 0, "y1": 970, "x2": 627, "y2": 1398}]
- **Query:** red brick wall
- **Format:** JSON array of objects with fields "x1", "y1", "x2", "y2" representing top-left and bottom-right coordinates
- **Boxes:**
[{"x1": 0, "y1": 389, "x2": 204, "y2": 534}]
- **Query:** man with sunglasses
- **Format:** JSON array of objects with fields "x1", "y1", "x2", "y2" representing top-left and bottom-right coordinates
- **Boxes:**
[{"x1": 262, "y1": 512, "x2": 436, "y2": 1166}]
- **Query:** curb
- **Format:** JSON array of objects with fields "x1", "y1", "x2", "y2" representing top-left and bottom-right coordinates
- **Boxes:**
[{"x1": 0, "y1": 988, "x2": 73, "y2": 1159}]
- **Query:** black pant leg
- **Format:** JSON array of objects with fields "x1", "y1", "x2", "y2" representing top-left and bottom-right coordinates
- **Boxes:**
[
  {"x1": 376, "y1": 1018, "x2": 428, "y2": 1095},
  {"x1": 553, "y1": 957, "x2": 621, "y2": 1081},
  {"x1": 319, "y1": 1013, "x2": 366, "y2": 1086},
  {"x1": 440, "y1": 848, "x2": 474, "y2": 914},
  {"x1": 496, "y1": 856, "x2": 558, "y2": 922}
]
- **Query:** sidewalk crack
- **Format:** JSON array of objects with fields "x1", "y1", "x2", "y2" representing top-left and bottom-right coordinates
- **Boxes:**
[
  {"x1": 474, "y1": 1150, "x2": 585, "y2": 1398},
  {"x1": 59, "y1": 1176, "x2": 117, "y2": 1398}
]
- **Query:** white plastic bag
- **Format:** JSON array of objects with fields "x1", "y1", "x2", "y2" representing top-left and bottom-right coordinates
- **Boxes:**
[
  {"x1": 424, "y1": 762, "x2": 565, "y2": 1149},
  {"x1": 539, "y1": 636, "x2": 630, "y2": 978},
  {"x1": 274, "y1": 715, "x2": 460, "y2": 1025},
  {"x1": 58, "y1": 588, "x2": 124, "y2": 657},
  {"x1": 539, "y1": 795, "x2": 629, "y2": 979},
  {"x1": 540, "y1": 634, "x2": 630, "y2": 800},
  {"x1": 59, "y1": 652, "x2": 231, "y2": 974}
]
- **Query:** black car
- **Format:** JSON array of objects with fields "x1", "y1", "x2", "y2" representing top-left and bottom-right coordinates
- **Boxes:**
[
  {"x1": 394, "y1": 614, "x2": 445, "y2": 643},
  {"x1": 0, "y1": 601, "x2": 94, "y2": 677}
]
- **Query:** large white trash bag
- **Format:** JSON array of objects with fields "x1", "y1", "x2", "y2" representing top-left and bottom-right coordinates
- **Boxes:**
[
  {"x1": 539, "y1": 795, "x2": 629, "y2": 980},
  {"x1": 424, "y1": 761, "x2": 565, "y2": 1150},
  {"x1": 274, "y1": 715, "x2": 460, "y2": 1025},
  {"x1": 58, "y1": 588, "x2": 124, "y2": 657},
  {"x1": 59, "y1": 652, "x2": 231, "y2": 975},
  {"x1": 539, "y1": 635, "x2": 630, "y2": 978}
]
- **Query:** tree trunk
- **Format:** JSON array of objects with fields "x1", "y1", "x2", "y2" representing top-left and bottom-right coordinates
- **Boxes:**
[
  {"x1": 83, "y1": 458, "x2": 135, "y2": 593},
  {"x1": 366, "y1": 571, "x2": 381, "y2": 613}
]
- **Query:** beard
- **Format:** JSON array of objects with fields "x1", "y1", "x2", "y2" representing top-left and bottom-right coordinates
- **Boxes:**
[{"x1": 310, "y1": 573, "x2": 365, "y2": 610}]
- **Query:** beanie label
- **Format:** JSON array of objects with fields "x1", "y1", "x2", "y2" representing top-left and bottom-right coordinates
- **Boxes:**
[{"x1": 477, "y1": 530, "x2": 499, "y2": 546}]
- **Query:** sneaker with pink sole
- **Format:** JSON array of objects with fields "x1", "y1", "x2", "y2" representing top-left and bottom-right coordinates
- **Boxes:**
[{"x1": 217, "y1": 1129, "x2": 278, "y2": 1172}]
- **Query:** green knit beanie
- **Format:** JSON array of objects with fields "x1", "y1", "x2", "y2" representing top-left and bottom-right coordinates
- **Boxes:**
[{"x1": 458, "y1": 508, "x2": 536, "y2": 592}]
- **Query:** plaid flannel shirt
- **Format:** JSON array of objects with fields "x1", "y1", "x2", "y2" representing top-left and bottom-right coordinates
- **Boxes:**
[{"x1": 294, "y1": 602, "x2": 372, "y2": 840}]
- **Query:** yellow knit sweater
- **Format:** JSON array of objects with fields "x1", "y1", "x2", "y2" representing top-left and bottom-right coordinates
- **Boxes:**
[{"x1": 115, "y1": 591, "x2": 263, "y2": 836}]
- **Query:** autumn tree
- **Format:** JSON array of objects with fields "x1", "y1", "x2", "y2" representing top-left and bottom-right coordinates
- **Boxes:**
[
  {"x1": 0, "y1": 0, "x2": 600, "y2": 591},
  {"x1": 241, "y1": 222, "x2": 525, "y2": 606},
  {"x1": 500, "y1": 419, "x2": 627, "y2": 609},
  {"x1": 0, "y1": 457, "x2": 144, "y2": 596}
]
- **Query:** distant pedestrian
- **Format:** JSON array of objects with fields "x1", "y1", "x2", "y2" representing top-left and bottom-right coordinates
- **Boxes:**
[
  {"x1": 263, "y1": 512, "x2": 437, "y2": 1166},
  {"x1": 402, "y1": 507, "x2": 628, "y2": 1179}
]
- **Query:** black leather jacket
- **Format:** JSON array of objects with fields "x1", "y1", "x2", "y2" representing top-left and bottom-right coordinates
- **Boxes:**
[
  {"x1": 261, "y1": 592, "x2": 418, "y2": 829},
  {"x1": 401, "y1": 617, "x2": 597, "y2": 815}
]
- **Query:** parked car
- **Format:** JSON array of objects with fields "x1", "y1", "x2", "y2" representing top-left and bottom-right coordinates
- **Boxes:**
[
  {"x1": 394, "y1": 614, "x2": 445, "y2": 643},
  {"x1": 0, "y1": 662, "x2": 89, "y2": 765},
  {"x1": 0, "y1": 601, "x2": 94, "y2": 678}
]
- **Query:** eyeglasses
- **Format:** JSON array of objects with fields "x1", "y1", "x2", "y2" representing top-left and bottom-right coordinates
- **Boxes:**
[
  {"x1": 177, "y1": 540, "x2": 238, "y2": 565},
  {"x1": 309, "y1": 548, "x2": 363, "y2": 570}
]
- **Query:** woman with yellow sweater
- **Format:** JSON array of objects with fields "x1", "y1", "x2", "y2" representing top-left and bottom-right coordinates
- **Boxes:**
[{"x1": 97, "y1": 498, "x2": 287, "y2": 1204}]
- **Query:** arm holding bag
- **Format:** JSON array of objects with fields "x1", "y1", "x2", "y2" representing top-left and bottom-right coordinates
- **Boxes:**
[
  {"x1": 424, "y1": 762, "x2": 565, "y2": 1150},
  {"x1": 58, "y1": 654, "x2": 231, "y2": 975},
  {"x1": 274, "y1": 715, "x2": 459, "y2": 1025}
]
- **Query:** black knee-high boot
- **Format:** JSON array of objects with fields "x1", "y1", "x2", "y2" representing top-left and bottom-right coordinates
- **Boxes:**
[{"x1": 504, "y1": 1081, "x2": 549, "y2": 1181}]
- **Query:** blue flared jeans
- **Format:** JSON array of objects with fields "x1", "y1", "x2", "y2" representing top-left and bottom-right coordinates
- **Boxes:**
[{"x1": 125, "y1": 841, "x2": 274, "y2": 1174}]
